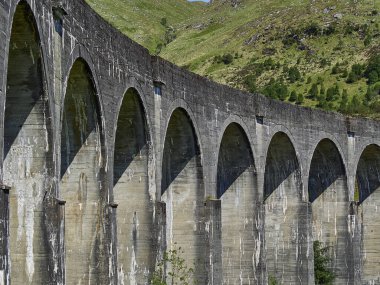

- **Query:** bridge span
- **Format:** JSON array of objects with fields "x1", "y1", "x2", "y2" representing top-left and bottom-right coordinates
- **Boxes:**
[{"x1": 0, "y1": 0, "x2": 379, "y2": 284}]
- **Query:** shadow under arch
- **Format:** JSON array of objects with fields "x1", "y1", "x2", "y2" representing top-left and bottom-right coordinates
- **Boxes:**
[
  {"x1": 113, "y1": 87, "x2": 150, "y2": 186},
  {"x1": 264, "y1": 132, "x2": 301, "y2": 200},
  {"x1": 308, "y1": 138, "x2": 351, "y2": 284},
  {"x1": 4, "y1": 1, "x2": 54, "y2": 283},
  {"x1": 263, "y1": 132, "x2": 307, "y2": 284},
  {"x1": 161, "y1": 107, "x2": 206, "y2": 284},
  {"x1": 216, "y1": 122, "x2": 258, "y2": 283},
  {"x1": 355, "y1": 144, "x2": 380, "y2": 284},
  {"x1": 356, "y1": 144, "x2": 380, "y2": 204},
  {"x1": 60, "y1": 58, "x2": 105, "y2": 178},
  {"x1": 161, "y1": 107, "x2": 202, "y2": 194},
  {"x1": 217, "y1": 123, "x2": 255, "y2": 198},
  {"x1": 113, "y1": 87, "x2": 154, "y2": 283},
  {"x1": 60, "y1": 58, "x2": 105, "y2": 284},
  {"x1": 308, "y1": 138, "x2": 346, "y2": 203}
]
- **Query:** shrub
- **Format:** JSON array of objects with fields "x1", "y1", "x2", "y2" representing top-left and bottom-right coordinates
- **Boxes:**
[
  {"x1": 244, "y1": 74, "x2": 257, "y2": 93},
  {"x1": 160, "y1": 17, "x2": 167, "y2": 27},
  {"x1": 309, "y1": 83, "x2": 319, "y2": 99},
  {"x1": 289, "y1": 90, "x2": 297, "y2": 102},
  {"x1": 288, "y1": 66, "x2": 301, "y2": 83},
  {"x1": 364, "y1": 55, "x2": 380, "y2": 84},
  {"x1": 339, "y1": 89, "x2": 349, "y2": 112},
  {"x1": 347, "y1": 64, "x2": 364, "y2": 83},
  {"x1": 214, "y1": 53, "x2": 234, "y2": 65},
  {"x1": 296, "y1": 93, "x2": 304, "y2": 104},
  {"x1": 368, "y1": 71, "x2": 379, "y2": 85},
  {"x1": 364, "y1": 36, "x2": 372, "y2": 46},
  {"x1": 222, "y1": 53, "x2": 234, "y2": 64},
  {"x1": 268, "y1": 275, "x2": 278, "y2": 285},
  {"x1": 261, "y1": 79, "x2": 289, "y2": 101},
  {"x1": 304, "y1": 22, "x2": 321, "y2": 36},
  {"x1": 326, "y1": 87, "x2": 335, "y2": 101}
]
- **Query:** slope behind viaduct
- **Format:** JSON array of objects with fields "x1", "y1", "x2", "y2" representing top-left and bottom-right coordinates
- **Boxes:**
[{"x1": 0, "y1": 0, "x2": 380, "y2": 284}]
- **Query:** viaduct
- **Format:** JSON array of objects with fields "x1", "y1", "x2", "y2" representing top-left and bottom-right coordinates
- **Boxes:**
[{"x1": 0, "y1": 0, "x2": 380, "y2": 284}]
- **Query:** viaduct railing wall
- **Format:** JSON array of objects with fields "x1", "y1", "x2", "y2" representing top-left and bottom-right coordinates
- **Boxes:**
[{"x1": 0, "y1": 0, "x2": 379, "y2": 284}]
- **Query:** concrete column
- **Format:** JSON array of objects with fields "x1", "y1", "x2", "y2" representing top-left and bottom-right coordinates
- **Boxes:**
[
  {"x1": 0, "y1": 185, "x2": 10, "y2": 285},
  {"x1": 205, "y1": 199, "x2": 222, "y2": 285},
  {"x1": 42, "y1": 197, "x2": 65, "y2": 284},
  {"x1": 153, "y1": 201, "x2": 166, "y2": 277}
]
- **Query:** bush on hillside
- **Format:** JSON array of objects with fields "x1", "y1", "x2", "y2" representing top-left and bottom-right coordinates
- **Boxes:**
[
  {"x1": 364, "y1": 55, "x2": 380, "y2": 84},
  {"x1": 261, "y1": 79, "x2": 288, "y2": 101},
  {"x1": 347, "y1": 64, "x2": 364, "y2": 83},
  {"x1": 288, "y1": 66, "x2": 301, "y2": 83},
  {"x1": 244, "y1": 74, "x2": 257, "y2": 93}
]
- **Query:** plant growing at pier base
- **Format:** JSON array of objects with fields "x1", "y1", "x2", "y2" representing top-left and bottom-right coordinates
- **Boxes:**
[
  {"x1": 151, "y1": 244, "x2": 194, "y2": 285},
  {"x1": 313, "y1": 240, "x2": 335, "y2": 285}
]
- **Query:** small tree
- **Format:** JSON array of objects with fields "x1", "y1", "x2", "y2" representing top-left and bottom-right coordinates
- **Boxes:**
[
  {"x1": 340, "y1": 89, "x2": 349, "y2": 112},
  {"x1": 313, "y1": 241, "x2": 335, "y2": 285},
  {"x1": 289, "y1": 90, "x2": 297, "y2": 102},
  {"x1": 244, "y1": 74, "x2": 257, "y2": 93},
  {"x1": 309, "y1": 83, "x2": 319, "y2": 99},
  {"x1": 288, "y1": 66, "x2": 301, "y2": 83},
  {"x1": 296, "y1": 93, "x2": 304, "y2": 105},
  {"x1": 151, "y1": 244, "x2": 194, "y2": 285}
]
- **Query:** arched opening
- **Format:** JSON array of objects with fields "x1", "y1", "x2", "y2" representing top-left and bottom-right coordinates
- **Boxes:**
[
  {"x1": 60, "y1": 59, "x2": 104, "y2": 284},
  {"x1": 216, "y1": 123, "x2": 257, "y2": 283},
  {"x1": 161, "y1": 108, "x2": 206, "y2": 284},
  {"x1": 308, "y1": 139, "x2": 350, "y2": 283},
  {"x1": 4, "y1": 2, "x2": 53, "y2": 283},
  {"x1": 355, "y1": 144, "x2": 380, "y2": 283},
  {"x1": 264, "y1": 132, "x2": 306, "y2": 283},
  {"x1": 113, "y1": 88, "x2": 154, "y2": 283}
]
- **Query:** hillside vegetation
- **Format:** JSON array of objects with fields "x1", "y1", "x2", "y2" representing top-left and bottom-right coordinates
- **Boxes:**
[{"x1": 86, "y1": 0, "x2": 380, "y2": 118}]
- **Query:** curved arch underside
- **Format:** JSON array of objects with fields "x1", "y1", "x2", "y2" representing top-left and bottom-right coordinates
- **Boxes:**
[
  {"x1": 60, "y1": 59, "x2": 104, "y2": 284},
  {"x1": 113, "y1": 88, "x2": 154, "y2": 283},
  {"x1": 161, "y1": 108, "x2": 206, "y2": 284},
  {"x1": 356, "y1": 145, "x2": 380, "y2": 283},
  {"x1": 4, "y1": 2, "x2": 52, "y2": 283},
  {"x1": 264, "y1": 132, "x2": 307, "y2": 283},
  {"x1": 217, "y1": 123, "x2": 258, "y2": 283},
  {"x1": 308, "y1": 139, "x2": 351, "y2": 284}
]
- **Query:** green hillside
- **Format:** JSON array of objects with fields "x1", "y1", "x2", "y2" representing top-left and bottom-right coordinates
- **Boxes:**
[{"x1": 85, "y1": 0, "x2": 380, "y2": 118}]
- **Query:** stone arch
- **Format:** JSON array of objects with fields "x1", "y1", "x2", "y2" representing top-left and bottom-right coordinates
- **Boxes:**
[
  {"x1": 113, "y1": 87, "x2": 154, "y2": 283},
  {"x1": 163, "y1": 99, "x2": 204, "y2": 157},
  {"x1": 60, "y1": 58, "x2": 105, "y2": 284},
  {"x1": 355, "y1": 144, "x2": 380, "y2": 284},
  {"x1": 216, "y1": 122, "x2": 258, "y2": 283},
  {"x1": 264, "y1": 132, "x2": 307, "y2": 284},
  {"x1": 3, "y1": 1, "x2": 54, "y2": 283},
  {"x1": 308, "y1": 138, "x2": 351, "y2": 283},
  {"x1": 161, "y1": 107, "x2": 206, "y2": 284}
]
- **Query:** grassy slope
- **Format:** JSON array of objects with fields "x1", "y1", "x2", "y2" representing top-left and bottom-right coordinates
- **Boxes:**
[
  {"x1": 86, "y1": 0, "x2": 380, "y2": 116},
  {"x1": 85, "y1": 0, "x2": 205, "y2": 51}
]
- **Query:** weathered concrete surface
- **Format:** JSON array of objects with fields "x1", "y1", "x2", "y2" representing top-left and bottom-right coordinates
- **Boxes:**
[
  {"x1": 356, "y1": 145, "x2": 380, "y2": 285},
  {"x1": 217, "y1": 123, "x2": 260, "y2": 284},
  {"x1": 4, "y1": 2, "x2": 53, "y2": 284},
  {"x1": 113, "y1": 88, "x2": 155, "y2": 284},
  {"x1": 264, "y1": 132, "x2": 308, "y2": 284},
  {"x1": 60, "y1": 58, "x2": 106, "y2": 284},
  {"x1": 161, "y1": 108, "x2": 207, "y2": 284},
  {"x1": 309, "y1": 139, "x2": 352, "y2": 284},
  {"x1": 0, "y1": 0, "x2": 380, "y2": 284}
]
